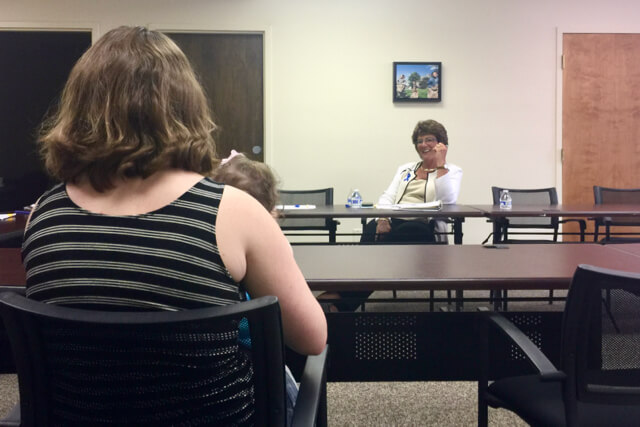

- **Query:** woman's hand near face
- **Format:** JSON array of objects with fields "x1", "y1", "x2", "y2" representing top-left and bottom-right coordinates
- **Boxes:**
[{"x1": 433, "y1": 142, "x2": 448, "y2": 167}]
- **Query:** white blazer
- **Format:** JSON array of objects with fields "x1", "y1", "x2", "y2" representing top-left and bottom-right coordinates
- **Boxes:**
[{"x1": 377, "y1": 161, "x2": 463, "y2": 242}]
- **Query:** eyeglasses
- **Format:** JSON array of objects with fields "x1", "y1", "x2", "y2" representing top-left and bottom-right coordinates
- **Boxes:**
[{"x1": 415, "y1": 136, "x2": 438, "y2": 144}]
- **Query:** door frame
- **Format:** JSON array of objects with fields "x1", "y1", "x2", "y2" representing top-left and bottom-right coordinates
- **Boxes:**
[
  {"x1": 555, "y1": 26, "x2": 640, "y2": 202},
  {"x1": 150, "y1": 23, "x2": 272, "y2": 165},
  {"x1": 0, "y1": 21, "x2": 99, "y2": 40}
]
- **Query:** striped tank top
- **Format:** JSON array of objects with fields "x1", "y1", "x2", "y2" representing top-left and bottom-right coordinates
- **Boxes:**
[
  {"x1": 22, "y1": 177, "x2": 244, "y2": 310},
  {"x1": 22, "y1": 178, "x2": 256, "y2": 425}
]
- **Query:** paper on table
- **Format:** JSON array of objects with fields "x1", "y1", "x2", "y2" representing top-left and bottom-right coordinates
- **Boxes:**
[
  {"x1": 275, "y1": 204, "x2": 317, "y2": 210},
  {"x1": 376, "y1": 200, "x2": 442, "y2": 210}
]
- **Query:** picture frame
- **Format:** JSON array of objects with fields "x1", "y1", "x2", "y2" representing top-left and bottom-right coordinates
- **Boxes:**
[{"x1": 393, "y1": 61, "x2": 441, "y2": 102}]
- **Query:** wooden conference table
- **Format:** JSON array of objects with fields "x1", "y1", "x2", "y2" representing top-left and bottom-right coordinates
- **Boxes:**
[
  {"x1": 278, "y1": 204, "x2": 485, "y2": 244},
  {"x1": 470, "y1": 203, "x2": 640, "y2": 218},
  {"x1": 470, "y1": 203, "x2": 640, "y2": 243},
  {"x1": 2, "y1": 244, "x2": 640, "y2": 381},
  {"x1": 4, "y1": 243, "x2": 637, "y2": 292},
  {"x1": 279, "y1": 203, "x2": 640, "y2": 244},
  {"x1": 0, "y1": 213, "x2": 27, "y2": 235},
  {"x1": 292, "y1": 243, "x2": 640, "y2": 292},
  {"x1": 291, "y1": 243, "x2": 640, "y2": 381}
]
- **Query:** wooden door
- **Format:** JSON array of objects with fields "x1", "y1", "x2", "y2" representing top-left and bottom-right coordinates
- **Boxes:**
[
  {"x1": 165, "y1": 32, "x2": 264, "y2": 162},
  {"x1": 562, "y1": 33, "x2": 640, "y2": 240}
]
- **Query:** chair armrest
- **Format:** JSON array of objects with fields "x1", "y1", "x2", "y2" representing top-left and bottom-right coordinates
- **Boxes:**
[
  {"x1": 291, "y1": 345, "x2": 329, "y2": 427},
  {"x1": 488, "y1": 313, "x2": 565, "y2": 381},
  {"x1": 0, "y1": 403, "x2": 20, "y2": 427}
]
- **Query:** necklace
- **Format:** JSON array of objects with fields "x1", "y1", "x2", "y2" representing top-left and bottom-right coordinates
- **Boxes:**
[
  {"x1": 420, "y1": 162, "x2": 445, "y2": 174},
  {"x1": 420, "y1": 162, "x2": 436, "y2": 174}
]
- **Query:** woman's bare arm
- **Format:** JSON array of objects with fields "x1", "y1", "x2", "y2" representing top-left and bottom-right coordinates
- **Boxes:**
[{"x1": 217, "y1": 186, "x2": 327, "y2": 355}]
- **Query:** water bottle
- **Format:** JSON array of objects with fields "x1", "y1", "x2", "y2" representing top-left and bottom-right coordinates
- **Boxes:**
[
  {"x1": 348, "y1": 189, "x2": 363, "y2": 208},
  {"x1": 499, "y1": 189, "x2": 512, "y2": 210}
]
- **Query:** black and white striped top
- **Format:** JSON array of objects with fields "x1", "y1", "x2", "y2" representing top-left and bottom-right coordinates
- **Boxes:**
[{"x1": 22, "y1": 178, "x2": 244, "y2": 311}]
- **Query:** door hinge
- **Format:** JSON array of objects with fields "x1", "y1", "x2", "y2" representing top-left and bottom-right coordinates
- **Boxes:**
[{"x1": 561, "y1": 54, "x2": 565, "y2": 70}]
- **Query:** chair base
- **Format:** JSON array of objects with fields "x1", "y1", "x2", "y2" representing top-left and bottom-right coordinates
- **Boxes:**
[{"x1": 487, "y1": 374, "x2": 640, "y2": 427}]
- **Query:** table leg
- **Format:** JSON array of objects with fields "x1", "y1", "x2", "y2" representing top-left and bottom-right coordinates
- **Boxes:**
[{"x1": 453, "y1": 218, "x2": 464, "y2": 245}]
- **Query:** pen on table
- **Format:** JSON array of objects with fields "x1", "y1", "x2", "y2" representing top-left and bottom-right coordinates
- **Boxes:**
[{"x1": 14, "y1": 210, "x2": 31, "y2": 215}]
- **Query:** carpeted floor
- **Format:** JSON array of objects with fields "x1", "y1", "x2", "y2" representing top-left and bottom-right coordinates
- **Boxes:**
[
  {"x1": 327, "y1": 381, "x2": 527, "y2": 426},
  {"x1": 0, "y1": 375, "x2": 17, "y2": 419},
  {"x1": 323, "y1": 289, "x2": 561, "y2": 425},
  {"x1": 0, "y1": 374, "x2": 526, "y2": 426}
]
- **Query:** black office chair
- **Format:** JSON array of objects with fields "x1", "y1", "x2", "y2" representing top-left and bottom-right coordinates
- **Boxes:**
[
  {"x1": 489, "y1": 187, "x2": 586, "y2": 308},
  {"x1": 0, "y1": 230, "x2": 22, "y2": 248},
  {"x1": 479, "y1": 264, "x2": 640, "y2": 427},
  {"x1": 378, "y1": 220, "x2": 436, "y2": 244},
  {"x1": 278, "y1": 188, "x2": 339, "y2": 243},
  {"x1": 0, "y1": 293, "x2": 328, "y2": 427},
  {"x1": 593, "y1": 186, "x2": 640, "y2": 242},
  {"x1": 490, "y1": 186, "x2": 586, "y2": 243}
]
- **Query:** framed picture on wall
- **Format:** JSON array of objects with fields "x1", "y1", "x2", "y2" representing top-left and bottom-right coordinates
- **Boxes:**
[{"x1": 393, "y1": 61, "x2": 441, "y2": 102}]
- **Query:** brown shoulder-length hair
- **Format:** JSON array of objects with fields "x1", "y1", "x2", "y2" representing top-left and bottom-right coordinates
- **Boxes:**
[
  {"x1": 212, "y1": 155, "x2": 280, "y2": 213},
  {"x1": 411, "y1": 119, "x2": 448, "y2": 146},
  {"x1": 39, "y1": 26, "x2": 218, "y2": 191}
]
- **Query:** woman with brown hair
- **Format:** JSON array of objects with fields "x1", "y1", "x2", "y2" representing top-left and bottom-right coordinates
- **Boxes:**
[
  {"x1": 330, "y1": 119, "x2": 463, "y2": 311},
  {"x1": 23, "y1": 26, "x2": 326, "y2": 424}
]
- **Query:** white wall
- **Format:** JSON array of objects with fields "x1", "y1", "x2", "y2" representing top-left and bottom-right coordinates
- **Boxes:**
[{"x1": 3, "y1": 0, "x2": 640, "y2": 243}]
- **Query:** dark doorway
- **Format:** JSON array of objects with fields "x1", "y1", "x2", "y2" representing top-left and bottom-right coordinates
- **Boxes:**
[
  {"x1": 165, "y1": 32, "x2": 264, "y2": 162},
  {"x1": 0, "y1": 30, "x2": 92, "y2": 211}
]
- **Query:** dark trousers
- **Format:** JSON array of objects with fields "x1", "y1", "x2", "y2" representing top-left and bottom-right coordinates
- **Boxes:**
[{"x1": 334, "y1": 219, "x2": 436, "y2": 311}]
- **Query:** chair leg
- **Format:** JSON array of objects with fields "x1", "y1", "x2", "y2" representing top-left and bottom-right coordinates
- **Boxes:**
[
  {"x1": 316, "y1": 379, "x2": 328, "y2": 427},
  {"x1": 548, "y1": 289, "x2": 554, "y2": 305},
  {"x1": 489, "y1": 290, "x2": 496, "y2": 310},
  {"x1": 478, "y1": 315, "x2": 489, "y2": 427}
]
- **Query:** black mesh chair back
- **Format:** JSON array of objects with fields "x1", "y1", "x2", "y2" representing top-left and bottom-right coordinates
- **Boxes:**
[
  {"x1": 0, "y1": 293, "x2": 291, "y2": 426},
  {"x1": 490, "y1": 186, "x2": 585, "y2": 243},
  {"x1": 491, "y1": 186, "x2": 558, "y2": 240},
  {"x1": 480, "y1": 265, "x2": 640, "y2": 426},
  {"x1": 490, "y1": 186, "x2": 585, "y2": 308},
  {"x1": 278, "y1": 188, "x2": 338, "y2": 243},
  {"x1": 563, "y1": 265, "x2": 640, "y2": 424},
  {"x1": 380, "y1": 221, "x2": 436, "y2": 244},
  {"x1": 593, "y1": 186, "x2": 640, "y2": 241}
]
